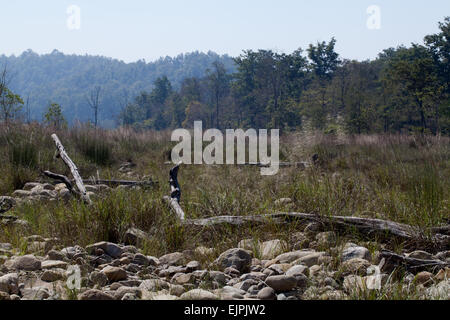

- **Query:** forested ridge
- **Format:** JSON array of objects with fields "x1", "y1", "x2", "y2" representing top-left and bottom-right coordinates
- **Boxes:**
[
  {"x1": 0, "y1": 51, "x2": 235, "y2": 127},
  {"x1": 1, "y1": 17, "x2": 449, "y2": 134}
]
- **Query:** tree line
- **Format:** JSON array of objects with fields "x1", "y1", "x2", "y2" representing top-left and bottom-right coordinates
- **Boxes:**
[
  {"x1": 1, "y1": 17, "x2": 449, "y2": 135},
  {"x1": 119, "y1": 17, "x2": 450, "y2": 135}
]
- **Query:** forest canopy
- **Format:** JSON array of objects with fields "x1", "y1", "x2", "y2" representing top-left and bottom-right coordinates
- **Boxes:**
[{"x1": 1, "y1": 17, "x2": 449, "y2": 135}]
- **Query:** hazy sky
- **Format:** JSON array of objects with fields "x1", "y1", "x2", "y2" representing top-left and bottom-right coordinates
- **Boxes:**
[{"x1": 1, "y1": 0, "x2": 449, "y2": 63}]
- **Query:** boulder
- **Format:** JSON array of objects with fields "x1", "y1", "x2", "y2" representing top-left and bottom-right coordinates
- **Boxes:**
[
  {"x1": 215, "y1": 248, "x2": 252, "y2": 273},
  {"x1": 180, "y1": 289, "x2": 219, "y2": 300},
  {"x1": 78, "y1": 289, "x2": 114, "y2": 300},
  {"x1": 0, "y1": 273, "x2": 19, "y2": 294},
  {"x1": 341, "y1": 246, "x2": 371, "y2": 262},
  {"x1": 101, "y1": 266, "x2": 127, "y2": 282},
  {"x1": 12, "y1": 255, "x2": 41, "y2": 271},
  {"x1": 257, "y1": 287, "x2": 277, "y2": 300},
  {"x1": 260, "y1": 240, "x2": 286, "y2": 260},
  {"x1": 265, "y1": 275, "x2": 298, "y2": 292}
]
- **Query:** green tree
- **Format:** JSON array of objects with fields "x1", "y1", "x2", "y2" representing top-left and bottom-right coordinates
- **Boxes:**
[
  {"x1": 305, "y1": 38, "x2": 340, "y2": 129},
  {"x1": 44, "y1": 102, "x2": 67, "y2": 129},
  {"x1": 383, "y1": 45, "x2": 442, "y2": 133},
  {"x1": 206, "y1": 61, "x2": 230, "y2": 129},
  {"x1": 0, "y1": 88, "x2": 24, "y2": 125}
]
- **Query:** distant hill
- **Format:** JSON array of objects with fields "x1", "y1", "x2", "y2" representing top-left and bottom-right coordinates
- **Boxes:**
[{"x1": 0, "y1": 50, "x2": 236, "y2": 127}]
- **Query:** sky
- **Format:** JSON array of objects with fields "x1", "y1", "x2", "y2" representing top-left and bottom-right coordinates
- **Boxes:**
[{"x1": 0, "y1": 0, "x2": 449, "y2": 63}]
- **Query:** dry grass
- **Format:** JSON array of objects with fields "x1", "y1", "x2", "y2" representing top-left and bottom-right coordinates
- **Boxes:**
[{"x1": 0, "y1": 124, "x2": 449, "y2": 261}]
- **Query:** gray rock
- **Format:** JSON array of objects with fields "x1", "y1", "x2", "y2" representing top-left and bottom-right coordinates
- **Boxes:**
[
  {"x1": 341, "y1": 246, "x2": 371, "y2": 262},
  {"x1": 124, "y1": 228, "x2": 149, "y2": 246},
  {"x1": 41, "y1": 270, "x2": 65, "y2": 282},
  {"x1": 41, "y1": 260, "x2": 68, "y2": 270},
  {"x1": 21, "y1": 287, "x2": 50, "y2": 300},
  {"x1": 12, "y1": 255, "x2": 41, "y2": 271},
  {"x1": 216, "y1": 286, "x2": 245, "y2": 300},
  {"x1": 274, "y1": 250, "x2": 316, "y2": 264},
  {"x1": 209, "y1": 271, "x2": 229, "y2": 285},
  {"x1": 172, "y1": 273, "x2": 193, "y2": 285},
  {"x1": 114, "y1": 286, "x2": 142, "y2": 300},
  {"x1": 180, "y1": 289, "x2": 219, "y2": 300},
  {"x1": 233, "y1": 279, "x2": 260, "y2": 292},
  {"x1": 265, "y1": 275, "x2": 298, "y2": 292},
  {"x1": 224, "y1": 267, "x2": 240, "y2": 278},
  {"x1": 158, "y1": 265, "x2": 187, "y2": 278},
  {"x1": 215, "y1": 248, "x2": 252, "y2": 273},
  {"x1": 286, "y1": 265, "x2": 309, "y2": 277},
  {"x1": 23, "y1": 182, "x2": 41, "y2": 191},
  {"x1": 78, "y1": 289, "x2": 114, "y2": 300},
  {"x1": 101, "y1": 266, "x2": 127, "y2": 282},
  {"x1": 121, "y1": 292, "x2": 138, "y2": 300},
  {"x1": 293, "y1": 252, "x2": 325, "y2": 267},
  {"x1": 89, "y1": 271, "x2": 109, "y2": 287},
  {"x1": 274, "y1": 198, "x2": 292, "y2": 206},
  {"x1": 86, "y1": 242, "x2": 123, "y2": 259},
  {"x1": 159, "y1": 252, "x2": 186, "y2": 266},
  {"x1": 186, "y1": 261, "x2": 200, "y2": 271},
  {"x1": 240, "y1": 272, "x2": 267, "y2": 282},
  {"x1": 12, "y1": 190, "x2": 31, "y2": 198},
  {"x1": 341, "y1": 258, "x2": 371, "y2": 276},
  {"x1": 46, "y1": 250, "x2": 65, "y2": 261},
  {"x1": 61, "y1": 246, "x2": 85, "y2": 260},
  {"x1": 277, "y1": 293, "x2": 287, "y2": 300},
  {"x1": 257, "y1": 287, "x2": 277, "y2": 300},
  {"x1": 0, "y1": 292, "x2": 10, "y2": 300},
  {"x1": 139, "y1": 279, "x2": 170, "y2": 292},
  {"x1": 0, "y1": 273, "x2": 19, "y2": 294},
  {"x1": 260, "y1": 240, "x2": 286, "y2": 260},
  {"x1": 132, "y1": 253, "x2": 149, "y2": 266},
  {"x1": 315, "y1": 232, "x2": 337, "y2": 247}
]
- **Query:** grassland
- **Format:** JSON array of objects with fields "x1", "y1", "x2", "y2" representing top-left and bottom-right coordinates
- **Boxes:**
[{"x1": 1, "y1": 123, "x2": 448, "y2": 260}]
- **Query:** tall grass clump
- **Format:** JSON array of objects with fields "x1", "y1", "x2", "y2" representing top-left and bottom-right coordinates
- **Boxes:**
[{"x1": 73, "y1": 130, "x2": 113, "y2": 166}]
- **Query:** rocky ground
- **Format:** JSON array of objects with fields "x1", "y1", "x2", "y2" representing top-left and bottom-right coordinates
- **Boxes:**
[{"x1": 0, "y1": 227, "x2": 449, "y2": 300}]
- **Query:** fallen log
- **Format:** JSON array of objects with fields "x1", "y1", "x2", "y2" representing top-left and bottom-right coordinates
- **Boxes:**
[
  {"x1": 379, "y1": 250, "x2": 450, "y2": 272},
  {"x1": 163, "y1": 165, "x2": 449, "y2": 250},
  {"x1": 183, "y1": 212, "x2": 449, "y2": 249},
  {"x1": 236, "y1": 162, "x2": 310, "y2": 168},
  {"x1": 51, "y1": 134, "x2": 91, "y2": 205},
  {"x1": 164, "y1": 161, "x2": 309, "y2": 168},
  {"x1": 163, "y1": 163, "x2": 185, "y2": 220},
  {"x1": 81, "y1": 178, "x2": 156, "y2": 187}
]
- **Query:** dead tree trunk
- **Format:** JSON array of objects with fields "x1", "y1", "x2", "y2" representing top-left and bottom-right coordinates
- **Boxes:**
[
  {"x1": 51, "y1": 134, "x2": 92, "y2": 205},
  {"x1": 163, "y1": 163, "x2": 185, "y2": 220},
  {"x1": 81, "y1": 178, "x2": 156, "y2": 187},
  {"x1": 379, "y1": 250, "x2": 450, "y2": 272}
]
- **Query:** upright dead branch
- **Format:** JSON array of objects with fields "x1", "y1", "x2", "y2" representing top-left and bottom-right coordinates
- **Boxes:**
[
  {"x1": 163, "y1": 163, "x2": 185, "y2": 220},
  {"x1": 51, "y1": 134, "x2": 92, "y2": 205}
]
